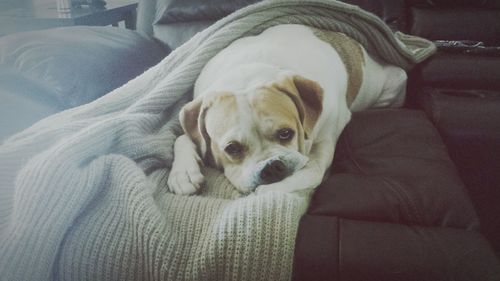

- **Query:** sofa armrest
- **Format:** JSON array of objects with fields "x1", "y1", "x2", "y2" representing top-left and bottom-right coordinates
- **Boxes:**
[
  {"x1": 0, "y1": 26, "x2": 169, "y2": 140},
  {"x1": 0, "y1": 26, "x2": 169, "y2": 108}
]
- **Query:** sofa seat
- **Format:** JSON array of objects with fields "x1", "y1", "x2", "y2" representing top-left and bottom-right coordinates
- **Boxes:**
[{"x1": 293, "y1": 109, "x2": 500, "y2": 281}]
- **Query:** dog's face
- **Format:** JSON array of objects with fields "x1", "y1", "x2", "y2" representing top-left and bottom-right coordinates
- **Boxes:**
[{"x1": 180, "y1": 75, "x2": 323, "y2": 193}]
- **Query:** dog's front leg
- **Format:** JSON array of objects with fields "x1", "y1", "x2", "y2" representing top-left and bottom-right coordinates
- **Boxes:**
[
  {"x1": 255, "y1": 138, "x2": 335, "y2": 194},
  {"x1": 167, "y1": 134, "x2": 205, "y2": 195}
]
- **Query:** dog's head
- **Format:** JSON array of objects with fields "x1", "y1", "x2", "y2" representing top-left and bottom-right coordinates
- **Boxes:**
[{"x1": 180, "y1": 75, "x2": 323, "y2": 193}]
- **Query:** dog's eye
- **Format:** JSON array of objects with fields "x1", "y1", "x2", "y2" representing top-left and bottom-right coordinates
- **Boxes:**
[
  {"x1": 277, "y1": 128, "x2": 295, "y2": 141},
  {"x1": 224, "y1": 142, "x2": 243, "y2": 155}
]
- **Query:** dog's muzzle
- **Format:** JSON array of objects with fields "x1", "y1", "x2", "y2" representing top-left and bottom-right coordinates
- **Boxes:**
[
  {"x1": 259, "y1": 159, "x2": 288, "y2": 184},
  {"x1": 253, "y1": 152, "x2": 309, "y2": 187}
]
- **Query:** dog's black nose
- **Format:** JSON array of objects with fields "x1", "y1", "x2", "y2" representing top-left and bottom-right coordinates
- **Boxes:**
[{"x1": 260, "y1": 160, "x2": 287, "y2": 184}]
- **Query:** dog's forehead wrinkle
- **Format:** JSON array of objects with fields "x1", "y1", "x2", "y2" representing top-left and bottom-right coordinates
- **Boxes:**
[
  {"x1": 208, "y1": 94, "x2": 261, "y2": 149},
  {"x1": 251, "y1": 88, "x2": 299, "y2": 117}
]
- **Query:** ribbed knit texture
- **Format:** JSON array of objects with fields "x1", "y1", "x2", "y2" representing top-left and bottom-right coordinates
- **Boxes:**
[{"x1": 0, "y1": 1, "x2": 436, "y2": 280}]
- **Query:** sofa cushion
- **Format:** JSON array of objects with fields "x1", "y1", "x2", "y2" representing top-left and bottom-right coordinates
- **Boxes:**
[
  {"x1": 418, "y1": 88, "x2": 500, "y2": 140},
  {"x1": 150, "y1": 0, "x2": 409, "y2": 48},
  {"x1": 340, "y1": 0, "x2": 407, "y2": 31},
  {"x1": 293, "y1": 216, "x2": 500, "y2": 281},
  {"x1": 157, "y1": 0, "x2": 406, "y2": 27},
  {"x1": 413, "y1": 52, "x2": 500, "y2": 91},
  {"x1": 0, "y1": 69, "x2": 62, "y2": 141},
  {"x1": 0, "y1": 26, "x2": 168, "y2": 108},
  {"x1": 157, "y1": 0, "x2": 260, "y2": 23},
  {"x1": 308, "y1": 109, "x2": 479, "y2": 229},
  {"x1": 407, "y1": 0, "x2": 500, "y2": 8},
  {"x1": 416, "y1": 87, "x2": 500, "y2": 255},
  {"x1": 410, "y1": 8, "x2": 500, "y2": 44}
]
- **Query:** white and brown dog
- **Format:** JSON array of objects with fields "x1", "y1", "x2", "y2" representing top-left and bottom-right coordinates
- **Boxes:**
[{"x1": 167, "y1": 24, "x2": 407, "y2": 195}]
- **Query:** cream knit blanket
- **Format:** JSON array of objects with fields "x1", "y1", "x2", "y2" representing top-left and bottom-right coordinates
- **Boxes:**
[{"x1": 0, "y1": 1, "x2": 435, "y2": 280}]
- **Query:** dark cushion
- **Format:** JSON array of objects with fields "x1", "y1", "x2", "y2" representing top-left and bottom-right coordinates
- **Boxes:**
[
  {"x1": 339, "y1": 0, "x2": 407, "y2": 31},
  {"x1": 413, "y1": 52, "x2": 500, "y2": 91},
  {"x1": 418, "y1": 88, "x2": 500, "y2": 140},
  {"x1": 293, "y1": 109, "x2": 500, "y2": 281},
  {"x1": 309, "y1": 109, "x2": 479, "y2": 229},
  {"x1": 407, "y1": 0, "x2": 500, "y2": 8},
  {"x1": 0, "y1": 26, "x2": 168, "y2": 108},
  {"x1": 410, "y1": 8, "x2": 500, "y2": 44},
  {"x1": 416, "y1": 89, "x2": 500, "y2": 256},
  {"x1": 153, "y1": 0, "x2": 406, "y2": 48},
  {"x1": 0, "y1": 69, "x2": 62, "y2": 141},
  {"x1": 293, "y1": 216, "x2": 500, "y2": 281},
  {"x1": 155, "y1": 0, "x2": 407, "y2": 29},
  {"x1": 156, "y1": 0, "x2": 260, "y2": 24}
]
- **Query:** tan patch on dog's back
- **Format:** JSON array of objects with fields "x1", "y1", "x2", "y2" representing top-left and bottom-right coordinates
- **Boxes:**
[{"x1": 311, "y1": 28, "x2": 364, "y2": 107}]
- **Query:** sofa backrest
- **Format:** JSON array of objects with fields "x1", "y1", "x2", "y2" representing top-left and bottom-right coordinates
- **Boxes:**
[{"x1": 137, "y1": 0, "x2": 500, "y2": 49}]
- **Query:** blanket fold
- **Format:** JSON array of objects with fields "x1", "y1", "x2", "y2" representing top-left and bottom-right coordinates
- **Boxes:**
[{"x1": 0, "y1": 1, "x2": 435, "y2": 280}]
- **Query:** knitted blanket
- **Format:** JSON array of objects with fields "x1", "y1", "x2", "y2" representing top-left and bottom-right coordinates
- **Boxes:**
[{"x1": 0, "y1": 1, "x2": 436, "y2": 280}]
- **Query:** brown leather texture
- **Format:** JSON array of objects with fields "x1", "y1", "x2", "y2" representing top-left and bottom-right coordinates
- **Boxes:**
[
  {"x1": 293, "y1": 215, "x2": 500, "y2": 281},
  {"x1": 413, "y1": 52, "x2": 500, "y2": 91},
  {"x1": 410, "y1": 8, "x2": 500, "y2": 44},
  {"x1": 293, "y1": 109, "x2": 500, "y2": 281},
  {"x1": 310, "y1": 109, "x2": 479, "y2": 230}
]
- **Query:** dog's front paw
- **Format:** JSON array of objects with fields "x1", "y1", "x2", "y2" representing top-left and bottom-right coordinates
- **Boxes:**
[{"x1": 167, "y1": 163, "x2": 204, "y2": 195}]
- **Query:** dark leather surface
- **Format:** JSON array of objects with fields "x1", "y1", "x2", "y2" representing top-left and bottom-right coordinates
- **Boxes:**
[
  {"x1": 408, "y1": 0, "x2": 500, "y2": 8},
  {"x1": 417, "y1": 89, "x2": 500, "y2": 255},
  {"x1": 413, "y1": 52, "x2": 500, "y2": 91},
  {"x1": 418, "y1": 88, "x2": 500, "y2": 140},
  {"x1": 340, "y1": 0, "x2": 407, "y2": 31},
  {"x1": 293, "y1": 109, "x2": 500, "y2": 281},
  {"x1": 310, "y1": 109, "x2": 479, "y2": 229},
  {"x1": 406, "y1": 1, "x2": 500, "y2": 254},
  {"x1": 157, "y1": 0, "x2": 260, "y2": 24},
  {"x1": 146, "y1": 0, "x2": 500, "y2": 46},
  {"x1": 154, "y1": 0, "x2": 407, "y2": 29},
  {"x1": 410, "y1": 8, "x2": 500, "y2": 44},
  {"x1": 0, "y1": 69, "x2": 63, "y2": 141},
  {"x1": 148, "y1": 0, "x2": 408, "y2": 48},
  {"x1": 293, "y1": 216, "x2": 500, "y2": 281},
  {"x1": 0, "y1": 26, "x2": 168, "y2": 140},
  {"x1": 293, "y1": 215, "x2": 339, "y2": 281},
  {"x1": 0, "y1": 26, "x2": 168, "y2": 108}
]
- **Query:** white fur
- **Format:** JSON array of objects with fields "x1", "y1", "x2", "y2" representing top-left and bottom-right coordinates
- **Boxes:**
[{"x1": 168, "y1": 24, "x2": 407, "y2": 195}]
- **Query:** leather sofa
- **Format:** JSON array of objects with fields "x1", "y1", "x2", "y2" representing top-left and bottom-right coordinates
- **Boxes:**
[
  {"x1": 1, "y1": 0, "x2": 499, "y2": 279},
  {"x1": 137, "y1": 0, "x2": 500, "y2": 279}
]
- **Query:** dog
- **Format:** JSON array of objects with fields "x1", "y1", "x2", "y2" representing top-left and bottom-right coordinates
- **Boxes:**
[{"x1": 167, "y1": 24, "x2": 407, "y2": 195}]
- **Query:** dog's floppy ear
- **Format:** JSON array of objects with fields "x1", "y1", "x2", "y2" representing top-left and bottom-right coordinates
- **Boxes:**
[
  {"x1": 275, "y1": 75, "x2": 324, "y2": 138},
  {"x1": 179, "y1": 97, "x2": 211, "y2": 159}
]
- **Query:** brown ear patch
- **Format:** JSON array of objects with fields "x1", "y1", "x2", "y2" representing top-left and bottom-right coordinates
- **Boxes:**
[
  {"x1": 180, "y1": 92, "x2": 239, "y2": 166},
  {"x1": 179, "y1": 97, "x2": 210, "y2": 158},
  {"x1": 311, "y1": 28, "x2": 364, "y2": 107},
  {"x1": 273, "y1": 75, "x2": 324, "y2": 138}
]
